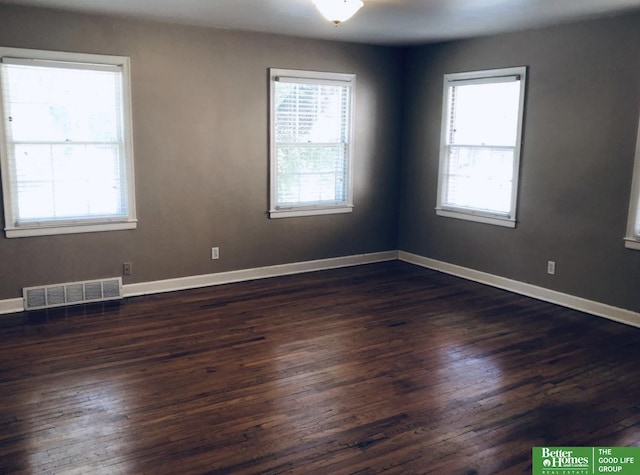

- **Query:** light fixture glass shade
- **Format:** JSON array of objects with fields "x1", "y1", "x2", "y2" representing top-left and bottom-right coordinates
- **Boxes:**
[{"x1": 313, "y1": 0, "x2": 364, "y2": 24}]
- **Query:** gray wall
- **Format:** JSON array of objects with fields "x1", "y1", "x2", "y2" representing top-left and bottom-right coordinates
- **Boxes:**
[
  {"x1": 399, "y1": 13, "x2": 640, "y2": 312},
  {"x1": 2, "y1": 4, "x2": 640, "y2": 315},
  {"x1": 0, "y1": 5, "x2": 403, "y2": 299}
]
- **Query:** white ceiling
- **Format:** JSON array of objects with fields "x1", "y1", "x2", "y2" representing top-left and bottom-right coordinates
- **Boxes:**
[{"x1": 3, "y1": 0, "x2": 640, "y2": 45}]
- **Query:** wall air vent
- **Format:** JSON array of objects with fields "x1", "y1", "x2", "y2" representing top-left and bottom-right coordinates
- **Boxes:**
[{"x1": 22, "y1": 277, "x2": 123, "y2": 311}]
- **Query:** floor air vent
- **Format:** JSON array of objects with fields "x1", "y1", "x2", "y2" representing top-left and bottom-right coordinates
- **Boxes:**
[{"x1": 23, "y1": 277, "x2": 123, "y2": 311}]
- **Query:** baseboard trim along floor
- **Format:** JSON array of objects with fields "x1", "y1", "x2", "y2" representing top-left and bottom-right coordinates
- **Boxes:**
[
  {"x1": 122, "y1": 251, "x2": 398, "y2": 298},
  {"x1": 2, "y1": 249, "x2": 639, "y2": 329},
  {"x1": 398, "y1": 251, "x2": 640, "y2": 329}
]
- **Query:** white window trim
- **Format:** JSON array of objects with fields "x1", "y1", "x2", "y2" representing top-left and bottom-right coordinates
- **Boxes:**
[
  {"x1": 624, "y1": 118, "x2": 640, "y2": 250},
  {"x1": 269, "y1": 68, "x2": 355, "y2": 219},
  {"x1": 0, "y1": 46, "x2": 137, "y2": 238},
  {"x1": 435, "y1": 66, "x2": 527, "y2": 228}
]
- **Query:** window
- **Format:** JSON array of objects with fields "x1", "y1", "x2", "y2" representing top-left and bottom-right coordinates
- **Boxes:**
[
  {"x1": 270, "y1": 68, "x2": 355, "y2": 218},
  {"x1": 624, "y1": 123, "x2": 640, "y2": 250},
  {"x1": 0, "y1": 47, "x2": 136, "y2": 238},
  {"x1": 436, "y1": 67, "x2": 527, "y2": 228}
]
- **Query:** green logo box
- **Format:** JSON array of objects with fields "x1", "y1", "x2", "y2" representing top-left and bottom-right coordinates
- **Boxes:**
[{"x1": 533, "y1": 447, "x2": 640, "y2": 474}]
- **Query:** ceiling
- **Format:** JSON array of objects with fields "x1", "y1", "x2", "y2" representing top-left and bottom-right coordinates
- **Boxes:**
[{"x1": 3, "y1": 0, "x2": 640, "y2": 45}]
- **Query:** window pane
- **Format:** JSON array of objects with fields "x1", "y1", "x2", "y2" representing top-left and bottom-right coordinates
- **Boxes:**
[
  {"x1": 449, "y1": 81, "x2": 521, "y2": 147},
  {"x1": 14, "y1": 144, "x2": 126, "y2": 221},
  {"x1": 443, "y1": 146, "x2": 514, "y2": 214},
  {"x1": 0, "y1": 51, "x2": 134, "y2": 236},
  {"x1": 276, "y1": 144, "x2": 347, "y2": 205},
  {"x1": 273, "y1": 76, "x2": 351, "y2": 209},
  {"x1": 3, "y1": 64, "x2": 123, "y2": 143},
  {"x1": 275, "y1": 83, "x2": 349, "y2": 145},
  {"x1": 437, "y1": 68, "x2": 526, "y2": 225}
]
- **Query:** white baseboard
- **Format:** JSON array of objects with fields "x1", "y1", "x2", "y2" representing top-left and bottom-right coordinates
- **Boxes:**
[
  {"x1": 123, "y1": 250, "x2": 398, "y2": 298},
  {"x1": 0, "y1": 251, "x2": 397, "y2": 314},
  {"x1": 0, "y1": 298, "x2": 25, "y2": 315},
  {"x1": 398, "y1": 250, "x2": 640, "y2": 329},
  {"x1": 3, "y1": 249, "x2": 639, "y2": 330}
]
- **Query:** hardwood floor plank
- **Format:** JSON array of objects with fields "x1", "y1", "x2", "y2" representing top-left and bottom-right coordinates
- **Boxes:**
[{"x1": 0, "y1": 262, "x2": 638, "y2": 474}]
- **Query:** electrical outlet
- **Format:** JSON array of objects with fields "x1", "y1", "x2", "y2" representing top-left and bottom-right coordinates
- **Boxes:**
[
  {"x1": 123, "y1": 262, "x2": 133, "y2": 275},
  {"x1": 211, "y1": 247, "x2": 220, "y2": 260},
  {"x1": 547, "y1": 260, "x2": 555, "y2": 275}
]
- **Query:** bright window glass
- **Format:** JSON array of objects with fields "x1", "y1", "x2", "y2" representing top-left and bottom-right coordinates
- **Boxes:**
[
  {"x1": 270, "y1": 69, "x2": 355, "y2": 218},
  {"x1": 0, "y1": 48, "x2": 136, "y2": 238},
  {"x1": 437, "y1": 67, "x2": 527, "y2": 228}
]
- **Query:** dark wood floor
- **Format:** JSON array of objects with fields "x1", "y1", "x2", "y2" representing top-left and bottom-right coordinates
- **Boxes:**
[{"x1": 0, "y1": 261, "x2": 638, "y2": 474}]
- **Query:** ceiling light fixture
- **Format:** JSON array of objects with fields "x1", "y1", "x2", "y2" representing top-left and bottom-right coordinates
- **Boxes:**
[{"x1": 312, "y1": 0, "x2": 364, "y2": 25}]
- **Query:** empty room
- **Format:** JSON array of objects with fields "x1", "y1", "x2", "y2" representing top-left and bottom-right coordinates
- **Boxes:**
[{"x1": 0, "y1": 0, "x2": 639, "y2": 473}]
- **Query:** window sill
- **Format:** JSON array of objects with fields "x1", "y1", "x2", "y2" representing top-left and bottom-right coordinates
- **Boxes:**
[
  {"x1": 436, "y1": 208, "x2": 516, "y2": 228},
  {"x1": 624, "y1": 238, "x2": 640, "y2": 251},
  {"x1": 270, "y1": 206, "x2": 353, "y2": 219},
  {"x1": 5, "y1": 220, "x2": 137, "y2": 238}
]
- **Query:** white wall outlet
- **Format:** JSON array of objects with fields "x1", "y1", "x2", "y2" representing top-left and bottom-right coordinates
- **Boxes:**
[
  {"x1": 547, "y1": 260, "x2": 556, "y2": 275},
  {"x1": 123, "y1": 262, "x2": 133, "y2": 275},
  {"x1": 211, "y1": 247, "x2": 220, "y2": 260}
]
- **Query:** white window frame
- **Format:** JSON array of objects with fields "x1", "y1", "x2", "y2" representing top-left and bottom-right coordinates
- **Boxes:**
[
  {"x1": 436, "y1": 67, "x2": 527, "y2": 228},
  {"x1": 269, "y1": 68, "x2": 355, "y2": 219},
  {"x1": 624, "y1": 119, "x2": 640, "y2": 250},
  {"x1": 0, "y1": 47, "x2": 137, "y2": 238}
]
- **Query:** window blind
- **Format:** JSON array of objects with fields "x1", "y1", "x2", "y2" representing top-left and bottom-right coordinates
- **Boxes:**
[
  {"x1": 273, "y1": 77, "x2": 352, "y2": 209},
  {"x1": 442, "y1": 78, "x2": 522, "y2": 216}
]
